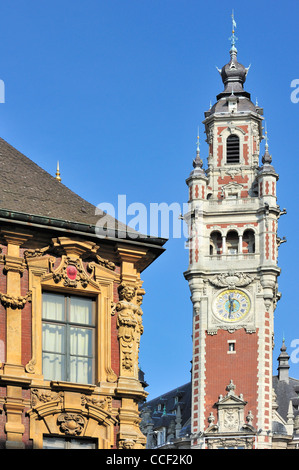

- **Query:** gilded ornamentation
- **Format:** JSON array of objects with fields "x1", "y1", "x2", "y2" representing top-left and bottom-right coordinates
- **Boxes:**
[
  {"x1": 0, "y1": 290, "x2": 32, "y2": 309},
  {"x1": 57, "y1": 413, "x2": 85, "y2": 436}
]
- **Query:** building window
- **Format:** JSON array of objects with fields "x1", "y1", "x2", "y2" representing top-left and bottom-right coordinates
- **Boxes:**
[
  {"x1": 226, "y1": 134, "x2": 240, "y2": 164},
  {"x1": 243, "y1": 229, "x2": 255, "y2": 254},
  {"x1": 210, "y1": 231, "x2": 222, "y2": 255},
  {"x1": 226, "y1": 230, "x2": 239, "y2": 254},
  {"x1": 157, "y1": 428, "x2": 166, "y2": 446},
  {"x1": 228, "y1": 341, "x2": 236, "y2": 353},
  {"x1": 42, "y1": 292, "x2": 95, "y2": 384},
  {"x1": 43, "y1": 436, "x2": 96, "y2": 449}
]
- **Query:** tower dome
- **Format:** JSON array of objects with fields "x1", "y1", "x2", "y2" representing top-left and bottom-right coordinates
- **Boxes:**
[{"x1": 220, "y1": 53, "x2": 248, "y2": 92}]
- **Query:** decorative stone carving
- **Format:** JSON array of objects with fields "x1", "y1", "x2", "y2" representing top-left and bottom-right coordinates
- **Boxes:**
[
  {"x1": 116, "y1": 283, "x2": 144, "y2": 377},
  {"x1": 24, "y1": 246, "x2": 51, "y2": 259},
  {"x1": 31, "y1": 388, "x2": 64, "y2": 407},
  {"x1": 57, "y1": 412, "x2": 85, "y2": 436},
  {"x1": 50, "y1": 256, "x2": 90, "y2": 288},
  {"x1": 0, "y1": 290, "x2": 32, "y2": 309},
  {"x1": 246, "y1": 410, "x2": 254, "y2": 425},
  {"x1": 209, "y1": 272, "x2": 255, "y2": 289},
  {"x1": 118, "y1": 439, "x2": 136, "y2": 449},
  {"x1": 210, "y1": 380, "x2": 251, "y2": 434},
  {"x1": 81, "y1": 395, "x2": 112, "y2": 413},
  {"x1": 207, "y1": 437, "x2": 254, "y2": 449},
  {"x1": 3, "y1": 255, "x2": 26, "y2": 274},
  {"x1": 88, "y1": 253, "x2": 115, "y2": 271}
]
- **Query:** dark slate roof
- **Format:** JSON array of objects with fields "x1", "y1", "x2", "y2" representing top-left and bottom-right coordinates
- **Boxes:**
[
  {"x1": 0, "y1": 137, "x2": 127, "y2": 230},
  {"x1": 208, "y1": 96, "x2": 257, "y2": 115},
  {"x1": 0, "y1": 137, "x2": 167, "y2": 251},
  {"x1": 272, "y1": 421, "x2": 288, "y2": 435},
  {"x1": 273, "y1": 375, "x2": 299, "y2": 422},
  {"x1": 140, "y1": 381, "x2": 192, "y2": 429}
]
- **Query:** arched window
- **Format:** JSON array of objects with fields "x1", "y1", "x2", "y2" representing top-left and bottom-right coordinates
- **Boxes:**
[
  {"x1": 226, "y1": 134, "x2": 240, "y2": 164},
  {"x1": 210, "y1": 231, "x2": 222, "y2": 255},
  {"x1": 226, "y1": 230, "x2": 239, "y2": 254},
  {"x1": 243, "y1": 229, "x2": 255, "y2": 253}
]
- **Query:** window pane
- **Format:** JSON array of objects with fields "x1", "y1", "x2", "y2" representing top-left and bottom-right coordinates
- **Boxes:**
[
  {"x1": 69, "y1": 296, "x2": 93, "y2": 325},
  {"x1": 69, "y1": 438, "x2": 96, "y2": 449},
  {"x1": 43, "y1": 436, "x2": 96, "y2": 449},
  {"x1": 43, "y1": 323, "x2": 65, "y2": 353},
  {"x1": 70, "y1": 327, "x2": 92, "y2": 356},
  {"x1": 43, "y1": 436, "x2": 67, "y2": 449},
  {"x1": 70, "y1": 355, "x2": 92, "y2": 384},
  {"x1": 42, "y1": 352, "x2": 65, "y2": 381},
  {"x1": 43, "y1": 293, "x2": 64, "y2": 321}
]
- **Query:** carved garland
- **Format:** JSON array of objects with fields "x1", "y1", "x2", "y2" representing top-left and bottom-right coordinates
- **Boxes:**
[
  {"x1": 0, "y1": 291, "x2": 32, "y2": 309},
  {"x1": 208, "y1": 271, "x2": 256, "y2": 289}
]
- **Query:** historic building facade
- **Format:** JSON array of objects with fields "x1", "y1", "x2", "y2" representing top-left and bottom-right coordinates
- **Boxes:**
[
  {"x1": 0, "y1": 137, "x2": 166, "y2": 448},
  {"x1": 140, "y1": 20, "x2": 298, "y2": 450}
]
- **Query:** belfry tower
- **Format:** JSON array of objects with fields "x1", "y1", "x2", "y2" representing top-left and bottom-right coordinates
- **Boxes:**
[{"x1": 184, "y1": 16, "x2": 285, "y2": 449}]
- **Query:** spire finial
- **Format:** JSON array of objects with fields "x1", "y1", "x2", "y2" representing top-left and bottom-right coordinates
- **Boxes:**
[
  {"x1": 262, "y1": 122, "x2": 272, "y2": 165},
  {"x1": 193, "y1": 129, "x2": 203, "y2": 169},
  {"x1": 55, "y1": 161, "x2": 61, "y2": 182},
  {"x1": 264, "y1": 122, "x2": 269, "y2": 150},
  {"x1": 229, "y1": 10, "x2": 238, "y2": 56}
]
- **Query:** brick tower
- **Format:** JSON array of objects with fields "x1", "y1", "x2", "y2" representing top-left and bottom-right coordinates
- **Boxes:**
[{"x1": 184, "y1": 16, "x2": 284, "y2": 449}]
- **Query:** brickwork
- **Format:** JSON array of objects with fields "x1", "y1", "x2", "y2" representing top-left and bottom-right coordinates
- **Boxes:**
[{"x1": 204, "y1": 329, "x2": 258, "y2": 428}]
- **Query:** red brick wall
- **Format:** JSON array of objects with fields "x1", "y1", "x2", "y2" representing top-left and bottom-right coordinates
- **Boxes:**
[{"x1": 204, "y1": 329, "x2": 258, "y2": 428}]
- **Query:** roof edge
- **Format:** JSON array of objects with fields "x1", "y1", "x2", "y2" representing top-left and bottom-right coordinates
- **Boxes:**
[{"x1": 0, "y1": 208, "x2": 167, "y2": 249}]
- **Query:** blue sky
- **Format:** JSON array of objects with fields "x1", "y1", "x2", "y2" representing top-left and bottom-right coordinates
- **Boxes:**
[{"x1": 0, "y1": 0, "x2": 298, "y2": 400}]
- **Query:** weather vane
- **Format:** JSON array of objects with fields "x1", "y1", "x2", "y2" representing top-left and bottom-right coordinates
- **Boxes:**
[{"x1": 229, "y1": 10, "x2": 238, "y2": 53}]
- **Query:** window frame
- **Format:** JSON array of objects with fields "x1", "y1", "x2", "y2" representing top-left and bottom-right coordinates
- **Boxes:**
[
  {"x1": 43, "y1": 434, "x2": 97, "y2": 449},
  {"x1": 42, "y1": 291, "x2": 96, "y2": 384}
]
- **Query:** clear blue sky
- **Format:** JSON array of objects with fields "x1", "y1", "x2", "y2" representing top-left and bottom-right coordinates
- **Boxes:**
[{"x1": 0, "y1": 0, "x2": 298, "y2": 400}]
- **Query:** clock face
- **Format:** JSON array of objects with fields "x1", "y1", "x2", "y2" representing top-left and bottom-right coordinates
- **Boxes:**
[{"x1": 214, "y1": 289, "x2": 250, "y2": 322}]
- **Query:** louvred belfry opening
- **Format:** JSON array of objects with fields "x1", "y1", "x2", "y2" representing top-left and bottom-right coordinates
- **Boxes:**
[{"x1": 226, "y1": 134, "x2": 240, "y2": 163}]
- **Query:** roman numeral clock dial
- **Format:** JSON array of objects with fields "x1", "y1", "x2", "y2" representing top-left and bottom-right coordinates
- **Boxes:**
[{"x1": 214, "y1": 289, "x2": 251, "y2": 322}]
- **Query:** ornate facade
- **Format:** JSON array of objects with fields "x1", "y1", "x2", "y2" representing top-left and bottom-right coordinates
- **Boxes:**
[{"x1": 0, "y1": 137, "x2": 166, "y2": 448}]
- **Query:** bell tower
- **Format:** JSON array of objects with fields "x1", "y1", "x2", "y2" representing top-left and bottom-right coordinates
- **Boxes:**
[{"x1": 184, "y1": 15, "x2": 285, "y2": 449}]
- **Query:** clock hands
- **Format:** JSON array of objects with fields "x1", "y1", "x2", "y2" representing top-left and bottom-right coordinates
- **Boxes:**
[{"x1": 228, "y1": 293, "x2": 234, "y2": 318}]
